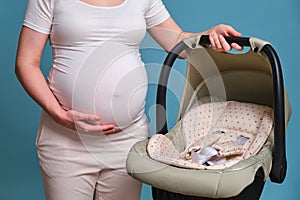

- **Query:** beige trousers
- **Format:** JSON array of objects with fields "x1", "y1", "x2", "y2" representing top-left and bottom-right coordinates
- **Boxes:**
[{"x1": 36, "y1": 111, "x2": 149, "y2": 200}]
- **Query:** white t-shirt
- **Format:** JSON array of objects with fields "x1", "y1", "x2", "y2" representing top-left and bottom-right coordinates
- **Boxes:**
[{"x1": 23, "y1": 0, "x2": 170, "y2": 128}]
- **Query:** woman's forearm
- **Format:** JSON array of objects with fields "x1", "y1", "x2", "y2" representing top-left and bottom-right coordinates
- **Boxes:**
[
  {"x1": 15, "y1": 63, "x2": 116, "y2": 133},
  {"x1": 15, "y1": 63, "x2": 65, "y2": 121},
  {"x1": 15, "y1": 27, "x2": 66, "y2": 122},
  {"x1": 149, "y1": 17, "x2": 242, "y2": 54}
]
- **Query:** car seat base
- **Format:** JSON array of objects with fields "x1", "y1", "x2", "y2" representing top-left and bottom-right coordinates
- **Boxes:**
[{"x1": 152, "y1": 168, "x2": 265, "y2": 200}]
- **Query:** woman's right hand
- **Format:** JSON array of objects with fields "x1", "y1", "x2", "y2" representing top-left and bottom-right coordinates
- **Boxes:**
[{"x1": 55, "y1": 109, "x2": 116, "y2": 135}]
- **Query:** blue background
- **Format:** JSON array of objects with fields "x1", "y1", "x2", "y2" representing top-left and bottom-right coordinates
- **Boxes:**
[{"x1": 0, "y1": 0, "x2": 299, "y2": 199}]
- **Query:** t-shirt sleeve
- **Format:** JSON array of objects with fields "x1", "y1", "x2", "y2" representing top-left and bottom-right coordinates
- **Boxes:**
[
  {"x1": 23, "y1": 0, "x2": 54, "y2": 34},
  {"x1": 145, "y1": 0, "x2": 170, "y2": 28}
]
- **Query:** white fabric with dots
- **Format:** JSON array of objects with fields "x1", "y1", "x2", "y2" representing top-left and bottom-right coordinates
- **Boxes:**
[{"x1": 147, "y1": 101, "x2": 273, "y2": 170}]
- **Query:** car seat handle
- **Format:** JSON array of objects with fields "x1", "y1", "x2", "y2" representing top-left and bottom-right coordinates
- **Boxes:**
[
  {"x1": 199, "y1": 35, "x2": 251, "y2": 47},
  {"x1": 156, "y1": 41, "x2": 186, "y2": 134}
]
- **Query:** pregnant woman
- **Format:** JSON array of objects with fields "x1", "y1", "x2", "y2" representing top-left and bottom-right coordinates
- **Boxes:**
[{"x1": 15, "y1": 0, "x2": 242, "y2": 199}]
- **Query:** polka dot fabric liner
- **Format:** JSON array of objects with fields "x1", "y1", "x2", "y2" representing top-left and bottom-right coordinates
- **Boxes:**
[{"x1": 147, "y1": 101, "x2": 273, "y2": 170}]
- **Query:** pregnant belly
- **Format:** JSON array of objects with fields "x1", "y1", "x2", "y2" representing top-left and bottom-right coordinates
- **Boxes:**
[{"x1": 49, "y1": 46, "x2": 148, "y2": 128}]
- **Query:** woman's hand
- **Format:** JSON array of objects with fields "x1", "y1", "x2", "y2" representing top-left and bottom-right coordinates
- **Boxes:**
[
  {"x1": 205, "y1": 24, "x2": 243, "y2": 52},
  {"x1": 55, "y1": 110, "x2": 116, "y2": 135}
]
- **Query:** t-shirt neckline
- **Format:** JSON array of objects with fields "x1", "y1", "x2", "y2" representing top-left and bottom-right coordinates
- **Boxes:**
[{"x1": 76, "y1": 0, "x2": 128, "y2": 9}]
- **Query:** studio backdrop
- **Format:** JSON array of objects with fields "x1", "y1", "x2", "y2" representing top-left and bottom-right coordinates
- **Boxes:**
[{"x1": 0, "y1": 0, "x2": 299, "y2": 199}]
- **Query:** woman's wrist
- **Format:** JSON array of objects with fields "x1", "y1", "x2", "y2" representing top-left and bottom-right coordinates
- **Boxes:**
[
  {"x1": 45, "y1": 104, "x2": 67, "y2": 123},
  {"x1": 177, "y1": 32, "x2": 196, "y2": 43},
  {"x1": 50, "y1": 107, "x2": 76, "y2": 130}
]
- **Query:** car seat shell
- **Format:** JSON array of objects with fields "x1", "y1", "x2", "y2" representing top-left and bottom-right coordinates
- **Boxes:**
[{"x1": 126, "y1": 35, "x2": 292, "y2": 199}]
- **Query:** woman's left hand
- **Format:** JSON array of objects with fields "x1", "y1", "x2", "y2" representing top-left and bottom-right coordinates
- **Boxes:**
[{"x1": 206, "y1": 24, "x2": 243, "y2": 52}]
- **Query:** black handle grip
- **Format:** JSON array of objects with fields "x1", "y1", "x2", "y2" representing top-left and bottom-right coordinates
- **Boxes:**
[
  {"x1": 199, "y1": 35, "x2": 251, "y2": 47},
  {"x1": 262, "y1": 44, "x2": 287, "y2": 183},
  {"x1": 156, "y1": 41, "x2": 186, "y2": 134}
]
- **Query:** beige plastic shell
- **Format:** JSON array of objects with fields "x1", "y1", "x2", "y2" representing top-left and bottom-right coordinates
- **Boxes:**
[{"x1": 126, "y1": 35, "x2": 291, "y2": 198}]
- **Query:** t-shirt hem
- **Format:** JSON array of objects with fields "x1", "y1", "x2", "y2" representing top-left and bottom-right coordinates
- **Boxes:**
[
  {"x1": 146, "y1": 13, "x2": 170, "y2": 28},
  {"x1": 23, "y1": 20, "x2": 50, "y2": 35}
]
